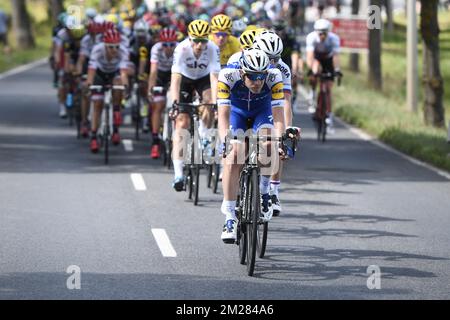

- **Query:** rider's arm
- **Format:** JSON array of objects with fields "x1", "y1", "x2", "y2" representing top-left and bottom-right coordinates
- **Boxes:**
[
  {"x1": 75, "y1": 55, "x2": 85, "y2": 76},
  {"x1": 210, "y1": 72, "x2": 219, "y2": 105},
  {"x1": 216, "y1": 70, "x2": 233, "y2": 142},
  {"x1": 209, "y1": 43, "x2": 222, "y2": 105},
  {"x1": 138, "y1": 46, "x2": 148, "y2": 78},
  {"x1": 331, "y1": 33, "x2": 341, "y2": 71},
  {"x1": 170, "y1": 44, "x2": 183, "y2": 103},
  {"x1": 270, "y1": 70, "x2": 286, "y2": 138},
  {"x1": 305, "y1": 32, "x2": 316, "y2": 70},
  {"x1": 170, "y1": 73, "x2": 182, "y2": 103},
  {"x1": 148, "y1": 62, "x2": 158, "y2": 92}
]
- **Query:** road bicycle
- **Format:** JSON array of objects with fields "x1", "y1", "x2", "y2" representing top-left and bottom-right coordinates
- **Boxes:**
[
  {"x1": 172, "y1": 101, "x2": 216, "y2": 206},
  {"x1": 312, "y1": 72, "x2": 341, "y2": 143},
  {"x1": 90, "y1": 84, "x2": 125, "y2": 165},
  {"x1": 225, "y1": 132, "x2": 297, "y2": 276}
]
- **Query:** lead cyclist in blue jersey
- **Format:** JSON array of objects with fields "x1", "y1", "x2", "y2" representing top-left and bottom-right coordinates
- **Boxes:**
[{"x1": 217, "y1": 48, "x2": 290, "y2": 243}]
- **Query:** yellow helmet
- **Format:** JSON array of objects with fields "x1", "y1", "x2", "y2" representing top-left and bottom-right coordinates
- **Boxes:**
[
  {"x1": 211, "y1": 14, "x2": 232, "y2": 33},
  {"x1": 255, "y1": 27, "x2": 267, "y2": 35},
  {"x1": 245, "y1": 25, "x2": 258, "y2": 32},
  {"x1": 239, "y1": 29, "x2": 257, "y2": 49},
  {"x1": 105, "y1": 14, "x2": 119, "y2": 25},
  {"x1": 188, "y1": 19, "x2": 211, "y2": 38},
  {"x1": 69, "y1": 25, "x2": 86, "y2": 40}
]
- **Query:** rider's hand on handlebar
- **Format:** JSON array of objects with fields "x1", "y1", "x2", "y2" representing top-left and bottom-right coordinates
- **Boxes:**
[{"x1": 286, "y1": 126, "x2": 301, "y2": 140}]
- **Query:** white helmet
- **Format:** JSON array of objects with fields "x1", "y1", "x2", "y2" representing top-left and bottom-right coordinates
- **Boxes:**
[
  {"x1": 232, "y1": 19, "x2": 247, "y2": 33},
  {"x1": 253, "y1": 30, "x2": 283, "y2": 58},
  {"x1": 85, "y1": 8, "x2": 97, "y2": 19},
  {"x1": 239, "y1": 48, "x2": 270, "y2": 73},
  {"x1": 94, "y1": 15, "x2": 105, "y2": 24},
  {"x1": 314, "y1": 19, "x2": 331, "y2": 32},
  {"x1": 134, "y1": 19, "x2": 149, "y2": 35}
]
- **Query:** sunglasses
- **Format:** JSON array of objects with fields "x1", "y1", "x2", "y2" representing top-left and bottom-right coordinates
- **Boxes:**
[
  {"x1": 191, "y1": 37, "x2": 208, "y2": 44},
  {"x1": 162, "y1": 42, "x2": 176, "y2": 47},
  {"x1": 214, "y1": 32, "x2": 228, "y2": 38},
  {"x1": 244, "y1": 72, "x2": 268, "y2": 81},
  {"x1": 269, "y1": 56, "x2": 280, "y2": 63},
  {"x1": 319, "y1": 32, "x2": 328, "y2": 36},
  {"x1": 106, "y1": 44, "x2": 120, "y2": 50}
]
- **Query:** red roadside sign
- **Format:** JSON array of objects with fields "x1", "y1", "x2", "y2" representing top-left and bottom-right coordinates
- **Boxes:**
[{"x1": 330, "y1": 16, "x2": 369, "y2": 53}]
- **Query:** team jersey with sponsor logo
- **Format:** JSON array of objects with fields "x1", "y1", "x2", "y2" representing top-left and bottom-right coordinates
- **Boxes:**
[
  {"x1": 150, "y1": 41, "x2": 178, "y2": 72},
  {"x1": 227, "y1": 54, "x2": 292, "y2": 93},
  {"x1": 305, "y1": 31, "x2": 340, "y2": 61},
  {"x1": 208, "y1": 34, "x2": 241, "y2": 66},
  {"x1": 171, "y1": 38, "x2": 221, "y2": 80},
  {"x1": 217, "y1": 67, "x2": 284, "y2": 111},
  {"x1": 88, "y1": 43, "x2": 129, "y2": 73}
]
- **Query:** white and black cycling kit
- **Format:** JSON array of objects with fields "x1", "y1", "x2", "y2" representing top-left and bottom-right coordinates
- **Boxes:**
[{"x1": 306, "y1": 31, "x2": 340, "y2": 74}]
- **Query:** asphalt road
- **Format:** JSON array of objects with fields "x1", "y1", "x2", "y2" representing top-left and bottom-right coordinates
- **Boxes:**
[{"x1": 1, "y1": 62, "x2": 450, "y2": 300}]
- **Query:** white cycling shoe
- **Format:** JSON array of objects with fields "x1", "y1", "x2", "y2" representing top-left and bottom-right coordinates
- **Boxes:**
[
  {"x1": 221, "y1": 219, "x2": 237, "y2": 244},
  {"x1": 260, "y1": 194, "x2": 273, "y2": 222}
]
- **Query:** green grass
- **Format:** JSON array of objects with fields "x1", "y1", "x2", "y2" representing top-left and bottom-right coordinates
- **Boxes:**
[
  {"x1": 0, "y1": 1, "x2": 52, "y2": 73},
  {"x1": 335, "y1": 10, "x2": 450, "y2": 173}
]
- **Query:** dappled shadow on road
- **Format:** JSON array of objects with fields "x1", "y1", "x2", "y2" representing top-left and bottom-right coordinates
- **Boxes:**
[
  {"x1": 255, "y1": 245, "x2": 446, "y2": 283},
  {"x1": 279, "y1": 212, "x2": 415, "y2": 224},
  {"x1": 0, "y1": 271, "x2": 416, "y2": 300}
]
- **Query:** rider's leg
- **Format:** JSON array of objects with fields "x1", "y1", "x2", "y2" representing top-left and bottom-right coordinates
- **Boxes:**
[{"x1": 172, "y1": 112, "x2": 190, "y2": 189}]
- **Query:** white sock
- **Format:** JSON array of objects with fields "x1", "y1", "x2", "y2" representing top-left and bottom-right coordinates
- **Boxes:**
[
  {"x1": 221, "y1": 200, "x2": 236, "y2": 221},
  {"x1": 260, "y1": 176, "x2": 270, "y2": 195},
  {"x1": 173, "y1": 159, "x2": 184, "y2": 179},
  {"x1": 270, "y1": 180, "x2": 281, "y2": 196}
]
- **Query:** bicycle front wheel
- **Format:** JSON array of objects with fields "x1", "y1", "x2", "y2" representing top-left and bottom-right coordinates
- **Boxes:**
[{"x1": 246, "y1": 169, "x2": 260, "y2": 276}]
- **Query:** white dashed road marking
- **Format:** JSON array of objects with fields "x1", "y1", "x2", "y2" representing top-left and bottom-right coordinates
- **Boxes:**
[
  {"x1": 151, "y1": 229, "x2": 177, "y2": 257},
  {"x1": 123, "y1": 139, "x2": 133, "y2": 152},
  {"x1": 131, "y1": 173, "x2": 147, "y2": 191}
]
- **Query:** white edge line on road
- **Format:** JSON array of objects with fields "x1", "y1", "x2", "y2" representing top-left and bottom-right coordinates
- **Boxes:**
[
  {"x1": 130, "y1": 173, "x2": 147, "y2": 191},
  {"x1": 151, "y1": 229, "x2": 177, "y2": 257},
  {"x1": 123, "y1": 139, "x2": 133, "y2": 152},
  {"x1": 0, "y1": 58, "x2": 47, "y2": 80},
  {"x1": 335, "y1": 117, "x2": 450, "y2": 181}
]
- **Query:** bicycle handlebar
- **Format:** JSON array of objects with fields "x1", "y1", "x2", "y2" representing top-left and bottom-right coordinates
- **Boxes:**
[{"x1": 89, "y1": 85, "x2": 126, "y2": 92}]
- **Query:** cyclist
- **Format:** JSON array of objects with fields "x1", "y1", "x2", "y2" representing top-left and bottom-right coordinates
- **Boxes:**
[
  {"x1": 217, "y1": 48, "x2": 286, "y2": 243},
  {"x1": 306, "y1": 18, "x2": 342, "y2": 133},
  {"x1": 226, "y1": 28, "x2": 258, "y2": 65},
  {"x1": 253, "y1": 30, "x2": 299, "y2": 216},
  {"x1": 169, "y1": 19, "x2": 220, "y2": 192},
  {"x1": 147, "y1": 27, "x2": 178, "y2": 159},
  {"x1": 86, "y1": 29, "x2": 130, "y2": 153},
  {"x1": 209, "y1": 14, "x2": 240, "y2": 67},
  {"x1": 76, "y1": 19, "x2": 107, "y2": 137},
  {"x1": 129, "y1": 19, "x2": 153, "y2": 131}
]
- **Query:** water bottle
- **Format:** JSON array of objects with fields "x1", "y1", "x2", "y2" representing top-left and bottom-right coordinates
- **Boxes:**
[{"x1": 66, "y1": 93, "x2": 73, "y2": 109}]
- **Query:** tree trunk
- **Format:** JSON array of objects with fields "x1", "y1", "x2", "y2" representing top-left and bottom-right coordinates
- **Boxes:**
[
  {"x1": 385, "y1": 0, "x2": 394, "y2": 32},
  {"x1": 368, "y1": 0, "x2": 382, "y2": 90},
  {"x1": 11, "y1": 0, "x2": 35, "y2": 49},
  {"x1": 349, "y1": 0, "x2": 360, "y2": 72},
  {"x1": 99, "y1": 0, "x2": 113, "y2": 13},
  {"x1": 48, "y1": 0, "x2": 64, "y2": 24},
  {"x1": 420, "y1": 0, "x2": 445, "y2": 127}
]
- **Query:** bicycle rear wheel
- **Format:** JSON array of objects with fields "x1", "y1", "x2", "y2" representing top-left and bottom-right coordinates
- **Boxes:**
[
  {"x1": 246, "y1": 169, "x2": 260, "y2": 276},
  {"x1": 135, "y1": 92, "x2": 141, "y2": 141},
  {"x1": 193, "y1": 165, "x2": 200, "y2": 206},
  {"x1": 212, "y1": 163, "x2": 220, "y2": 194},
  {"x1": 257, "y1": 222, "x2": 268, "y2": 258},
  {"x1": 104, "y1": 107, "x2": 110, "y2": 165},
  {"x1": 186, "y1": 168, "x2": 193, "y2": 200}
]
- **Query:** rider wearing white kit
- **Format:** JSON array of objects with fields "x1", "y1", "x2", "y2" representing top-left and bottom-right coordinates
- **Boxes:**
[
  {"x1": 170, "y1": 19, "x2": 221, "y2": 192},
  {"x1": 306, "y1": 18, "x2": 341, "y2": 133}
]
